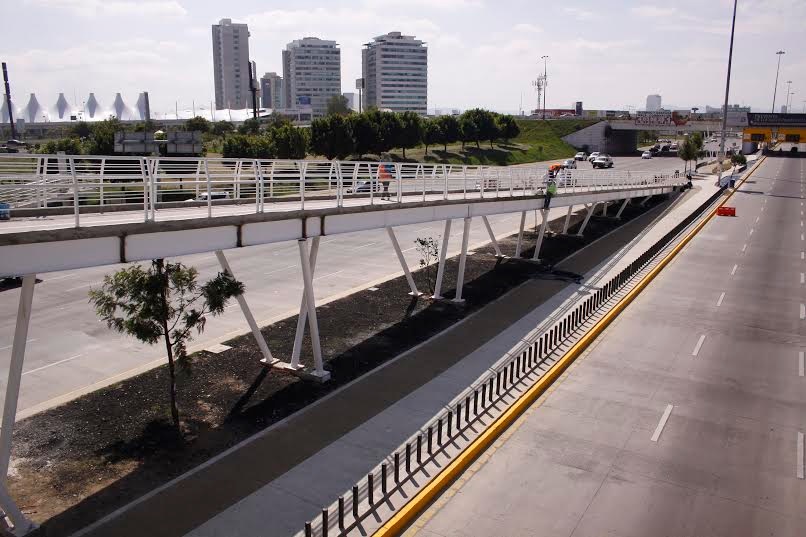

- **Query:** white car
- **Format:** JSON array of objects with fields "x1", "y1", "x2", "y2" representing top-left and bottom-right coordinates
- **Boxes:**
[
  {"x1": 641, "y1": 151, "x2": 652, "y2": 159},
  {"x1": 562, "y1": 159, "x2": 577, "y2": 169},
  {"x1": 670, "y1": 143, "x2": 679, "y2": 151},
  {"x1": 186, "y1": 191, "x2": 231, "y2": 202},
  {"x1": 592, "y1": 155, "x2": 614, "y2": 169},
  {"x1": 587, "y1": 152, "x2": 601, "y2": 162},
  {"x1": 574, "y1": 152, "x2": 587, "y2": 161}
]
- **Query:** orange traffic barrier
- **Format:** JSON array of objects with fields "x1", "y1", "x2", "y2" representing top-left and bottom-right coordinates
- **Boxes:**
[{"x1": 716, "y1": 206, "x2": 736, "y2": 217}]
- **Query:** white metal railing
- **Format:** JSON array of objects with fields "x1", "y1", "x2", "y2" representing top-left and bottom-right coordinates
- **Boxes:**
[{"x1": 0, "y1": 154, "x2": 686, "y2": 228}]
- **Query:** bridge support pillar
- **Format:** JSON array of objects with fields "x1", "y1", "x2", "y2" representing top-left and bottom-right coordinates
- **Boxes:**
[
  {"x1": 215, "y1": 250, "x2": 277, "y2": 367},
  {"x1": 0, "y1": 274, "x2": 37, "y2": 535},
  {"x1": 577, "y1": 203, "x2": 598, "y2": 237},
  {"x1": 562, "y1": 205, "x2": 574, "y2": 234},
  {"x1": 640, "y1": 195, "x2": 652, "y2": 206},
  {"x1": 481, "y1": 216, "x2": 504, "y2": 258},
  {"x1": 387, "y1": 227, "x2": 421, "y2": 296},
  {"x1": 453, "y1": 217, "x2": 472, "y2": 303},
  {"x1": 615, "y1": 198, "x2": 631, "y2": 219},
  {"x1": 601, "y1": 201, "x2": 608, "y2": 217},
  {"x1": 532, "y1": 209, "x2": 550, "y2": 262},
  {"x1": 514, "y1": 211, "x2": 526, "y2": 258},
  {"x1": 297, "y1": 239, "x2": 329, "y2": 381},
  {"x1": 289, "y1": 237, "x2": 320, "y2": 369},
  {"x1": 432, "y1": 219, "x2": 452, "y2": 300}
]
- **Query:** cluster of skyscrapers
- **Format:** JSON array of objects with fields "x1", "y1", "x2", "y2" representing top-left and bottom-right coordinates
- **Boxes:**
[{"x1": 211, "y1": 19, "x2": 428, "y2": 118}]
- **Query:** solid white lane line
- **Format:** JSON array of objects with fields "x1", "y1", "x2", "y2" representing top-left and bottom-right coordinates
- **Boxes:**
[
  {"x1": 314, "y1": 269, "x2": 346, "y2": 281},
  {"x1": 756, "y1": 216, "x2": 760, "y2": 224},
  {"x1": 264, "y1": 265, "x2": 295, "y2": 276},
  {"x1": 651, "y1": 404, "x2": 674, "y2": 442},
  {"x1": 800, "y1": 351, "x2": 804, "y2": 377},
  {"x1": 692, "y1": 335, "x2": 706, "y2": 357},
  {"x1": 741, "y1": 244, "x2": 747, "y2": 253},
  {"x1": 798, "y1": 432, "x2": 804, "y2": 480},
  {"x1": 801, "y1": 252, "x2": 804, "y2": 260},
  {"x1": 65, "y1": 282, "x2": 94, "y2": 293},
  {"x1": 716, "y1": 292, "x2": 725, "y2": 307},
  {"x1": 731, "y1": 264, "x2": 738, "y2": 276},
  {"x1": 0, "y1": 338, "x2": 37, "y2": 351},
  {"x1": 23, "y1": 354, "x2": 84, "y2": 376},
  {"x1": 801, "y1": 304, "x2": 805, "y2": 320}
]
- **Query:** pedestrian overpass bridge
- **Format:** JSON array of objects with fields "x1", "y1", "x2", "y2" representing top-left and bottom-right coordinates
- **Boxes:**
[{"x1": 0, "y1": 153, "x2": 685, "y2": 534}]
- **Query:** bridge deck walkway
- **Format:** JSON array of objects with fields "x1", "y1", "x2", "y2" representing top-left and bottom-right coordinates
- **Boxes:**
[{"x1": 409, "y1": 157, "x2": 806, "y2": 536}]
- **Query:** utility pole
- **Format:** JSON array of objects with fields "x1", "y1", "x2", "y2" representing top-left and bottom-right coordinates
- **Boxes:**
[
  {"x1": 531, "y1": 76, "x2": 543, "y2": 118},
  {"x1": 541, "y1": 55, "x2": 549, "y2": 119},
  {"x1": 717, "y1": 0, "x2": 737, "y2": 190},
  {"x1": 2, "y1": 62, "x2": 16, "y2": 140},
  {"x1": 248, "y1": 61, "x2": 258, "y2": 119},
  {"x1": 771, "y1": 50, "x2": 785, "y2": 113},
  {"x1": 784, "y1": 80, "x2": 792, "y2": 112}
]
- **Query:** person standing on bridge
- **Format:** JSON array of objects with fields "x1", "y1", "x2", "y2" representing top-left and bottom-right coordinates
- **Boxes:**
[
  {"x1": 379, "y1": 154, "x2": 393, "y2": 200},
  {"x1": 544, "y1": 178, "x2": 557, "y2": 209}
]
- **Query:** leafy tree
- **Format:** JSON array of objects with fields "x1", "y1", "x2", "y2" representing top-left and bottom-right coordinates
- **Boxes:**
[
  {"x1": 212, "y1": 121, "x2": 235, "y2": 137},
  {"x1": 185, "y1": 116, "x2": 210, "y2": 133},
  {"x1": 397, "y1": 111, "x2": 423, "y2": 159},
  {"x1": 89, "y1": 260, "x2": 244, "y2": 429},
  {"x1": 133, "y1": 120, "x2": 158, "y2": 133},
  {"x1": 730, "y1": 153, "x2": 747, "y2": 175},
  {"x1": 251, "y1": 135, "x2": 275, "y2": 159},
  {"x1": 270, "y1": 124, "x2": 307, "y2": 159},
  {"x1": 221, "y1": 134, "x2": 275, "y2": 159},
  {"x1": 70, "y1": 121, "x2": 92, "y2": 139},
  {"x1": 678, "y1": 138, "x2": 696, "y2": 174},
  {"x1": 326, "y1": 95, "x2": 352, "y2": 116},
  {"x1": 309, "y1": 115, "x2": 355, "y2": 160},
  {"x1": 422, "y1": 119, "x2": 443, "y2": 155},
  {"x1": 497, "y1": 114, "x2": 520, "y2": 142},
  {"x1": 85, "y1": 118, "x2": 122, "y2": 155},
  {"x1": 238, "y1": 117, "x2": 262, "y2": 135},
  {"x1": 462, "y1": 109, "x2": 498, "y2": 149},
  {"x1": 348, "y1": 113, "x2": 379, "y2": 159},
  {"x1": 690, "y1": 132, "x2": 704, "y2": 170},
  {"x1": 435, "y1": 115, "x2": 460, "y2": 151},
  {"x1": 414, "y1": 236, "x2": 440, "y2": 295},
  {"x1": 458, "y1": 115, "x2": 479, "y2": 150},
  {"x1": 363, "y1": 109, "x2": 388, "y2": 154},
  {"x1": 264, "y1": 111, "x2": 292, "y2": 130},
  {"x1": 378, "y1": 111, "x2": 403, "y2": 153}
]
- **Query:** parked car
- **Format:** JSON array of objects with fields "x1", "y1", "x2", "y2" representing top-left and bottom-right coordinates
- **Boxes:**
[
  {"x1": 0, "y1": 202, "x2": 10, "y2": 221},
  {"x1": 587, "y1": 152, "x2": 601, "y2": 162},
  {"x1": 574, "y1": 151, "x2": 587, "y2": 161},
  {"x1": 562, "y1": 159, "x2": 577, "y2": 169},
  {"x1": 670, "y1": 143, "x2": 678, "y2": 151},
  {"x1": 186, "y1": 191, "x2": 231, "y2": 202},
  {"x1": 592, "y1": 155, "x2": 614, "y2": 169},
  {"x1": 641, "y1": 151, "x2": 653, "y2": 159},
  {"x1": 351, "y1": 179, "x2": 381, "y2": 193}
]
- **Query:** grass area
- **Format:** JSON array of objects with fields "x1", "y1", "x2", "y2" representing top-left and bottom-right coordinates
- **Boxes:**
[{"x1": 388, "y1": 118, "x2": 596, "y2": 166}]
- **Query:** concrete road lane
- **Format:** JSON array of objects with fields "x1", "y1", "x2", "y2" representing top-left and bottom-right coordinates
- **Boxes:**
[
  {"x1": 410, "y1": 155, "x2": 806, "y2": 537},
  {"x1": 0, "y1": 155, "x2": 683, "y2": 416}
]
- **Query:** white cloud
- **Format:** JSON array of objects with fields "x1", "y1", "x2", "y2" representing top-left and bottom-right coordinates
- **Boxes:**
[
  {"x1": 513, "y1": 23, "x2": 542, "y2": 34},
  {"x1": 562, "y1": 7, "x2": 594, "y2": 19},
  {"x1": 631, "y1": 6, "x2": 677, "y2": 17},
  {"x1": 23, "y1": 0, "x2": 186, "y2": 17}
]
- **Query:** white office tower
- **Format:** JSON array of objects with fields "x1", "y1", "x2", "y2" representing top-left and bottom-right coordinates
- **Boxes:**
[
  {"x1": 646, "y1": 94, "x2": 662, "y2": 112},
  {"x1": 362, "y1": 32, "x2": 427, "y2": 115},
  {"x1": 282, "y1": 37, "x2": 342, "y2": 117},
  {"x1": 212, "y1": 18, "x2": 252, "y2": 110},
  {"x1": 260, "y1": 72, "x2": 284, "y2": 110}
]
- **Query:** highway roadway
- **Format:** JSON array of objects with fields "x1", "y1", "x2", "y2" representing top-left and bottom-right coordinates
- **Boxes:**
[
  {"x1": 0, "y1": 155, "x2": 683, "y2": 416},
  {"x1": 409, "y1": 154, "x2": 806, "y2": 536}
]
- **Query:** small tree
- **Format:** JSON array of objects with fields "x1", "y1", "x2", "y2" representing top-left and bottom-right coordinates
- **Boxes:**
[
  {"x1": 270, "y1": 124, "x2": 307, "y2": 159},
  {"x1": 212, "y1": 121, "x2": 235, "y2": 137},
  {"x1": 497, "y1": 114, "x2": 520, "y2": 142},
  {"x1": 349, "y1": 113, "x2": 379, "y2": 159},
  {"x1": 89, "y1": 260, "x2": 244, "y2": 429},
  {"x1": 397, "y1": 111, "x2": 423, "y2": 159},
  {"x1": 422, "y1": 119, "x2": 443, "y2": 155},
  {"x1": 309, "y1": 115, "x2": 354, "y2": 160},
  {"x1": 326, "y1": 95, "x2": 351, "y2": 116},
  {"x1": 238, "y1": 118, "x2": 262, "y2": 135},
  {"x1": 436, "y1": 115, "x2": 460, "y2": 151},
  {"x1": 185, "y1": 116, "x2": 210, "y2": 133},
  {"x1": 730, "y1": 153, "x2": 747, "y2": 175},
  {"x1": 459, "y1": 116, "x2": 478, "y2": 150},
  {"x1": 85, "y1": 118, "x2": 121, "y2": 155},
  {"x1": 414, "y1": 237, "x2": 440, "y2": 295},
  {"x1": 378, "y1": 111, "x2": 403, "y2": 154},
  {"x1": 70, "y1": 121, "x2": 92, "y2": 139},
  {"x1": 678, "y1": 138, "x2": 696, "y2": 174}
]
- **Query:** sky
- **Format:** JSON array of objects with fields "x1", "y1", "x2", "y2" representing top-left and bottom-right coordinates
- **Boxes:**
[{"x1": 3, "y1": 0, "x2": 806, "y2": 116}]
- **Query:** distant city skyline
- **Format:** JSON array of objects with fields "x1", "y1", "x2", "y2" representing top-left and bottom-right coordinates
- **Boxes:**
[{"x1": 2, "y1": 0, "x2": 805, "y2": 117}]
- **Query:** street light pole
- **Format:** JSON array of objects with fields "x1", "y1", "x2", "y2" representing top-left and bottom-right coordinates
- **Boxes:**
[
  {"x1": 771, "y1": 50, "x2": 785, "y2": 112},
  {"x1": 541, "y1": 55, "x2": 548, "y2": 120},
  {"x1": 717, "y1": 0, "x2": 737, "y2": 190},
  {"x1": 785, "y1": 80, "x2": 792, "y2": 112}
]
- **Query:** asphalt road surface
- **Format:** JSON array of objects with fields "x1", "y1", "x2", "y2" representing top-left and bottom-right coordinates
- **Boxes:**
[
  {"x1": 0, "y1": 155, "x2": 684, "y2": 415},
  {"x1": 411, "y1": 154, "x2": 806, "y2": 536}
]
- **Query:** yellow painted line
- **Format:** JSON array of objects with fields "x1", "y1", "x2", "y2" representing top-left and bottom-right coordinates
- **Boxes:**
[{"x1": 372, "y1": 156, "x2": 766, "y2": 537}]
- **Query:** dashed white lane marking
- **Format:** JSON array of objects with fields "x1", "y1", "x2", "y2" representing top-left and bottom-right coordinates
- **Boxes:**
[
  {"x1": 802, "y1": 252, "x2": 804, "y2": 260},
  {"x1": 731, "y1": 264, "x2": 738, "y2": 276},
  {"x1": 716, "y1": 292, "x2": 725, "y2": 307},
  {"x1": 742, "y1": 243, "x2": 747, "y2": 253},
  {"x1": 799, "y1": 351, "x2": 804, "y2": 377},
  {"x1": 801, "y1": 303, "x2": 805, "y2": 320},
  {"x1": 798, "y1": 432, "x2": 804, "y2": 480},
  {"x1": 651, "y1": 404, "x2": 674, "y2": 443},
  {"x1": 756, "y1": 216, "x2": 760, "y2": 224},
  {"x1": 749, "y1": 228, "x2": 754, "y2": 236},
  {"x1": 23, "y1": 354, "x2": 84, "y2": 376},
  {"x1": 0, "y1": 339, "x2": 37, "y2": 351},
  {"x1": 801, "y1": 273, "x2": 805, "y2": 285},
  {"x1": 692, "y1": 334, "x2": 707, "y2": 356}
]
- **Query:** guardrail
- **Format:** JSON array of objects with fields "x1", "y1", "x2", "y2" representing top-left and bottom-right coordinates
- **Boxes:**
[
  {"x1": 0, "y1": 155, "x2": 685, "y2": 228},
  {"x1": 297, "y1": 183, "x2": 727, "y2": 537}
]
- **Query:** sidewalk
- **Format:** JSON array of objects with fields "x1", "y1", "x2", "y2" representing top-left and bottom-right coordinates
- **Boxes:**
[{"x1": 70, "y1": 189, "x2": 701, "y2": 537}]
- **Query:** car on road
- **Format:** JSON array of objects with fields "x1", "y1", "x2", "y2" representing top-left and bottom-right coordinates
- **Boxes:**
[
  {"x1": 574, "y1": 151, "x2": 587, "y2": 161},
  {"x1": 641, "y1": 151, "x2": 652, "y2": 159},
  {"x1": 587, "y1": 152, "x2": 601, "y2": 162},
  {"x1": 562, "y1": 159, "x2": 577, "y2": 169},
  {"x1": 592, "y1": 155, "x2": 614, "y2": 169},
  {"x1": 186, "y1": 191, "x2": 231, "y2": 202},
  {"x1": 670, "y1": 143, "x2": 678, "y2": 151},
  {"x1": 351, "y1": 179, "x2": 382, "y2": 193}
]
